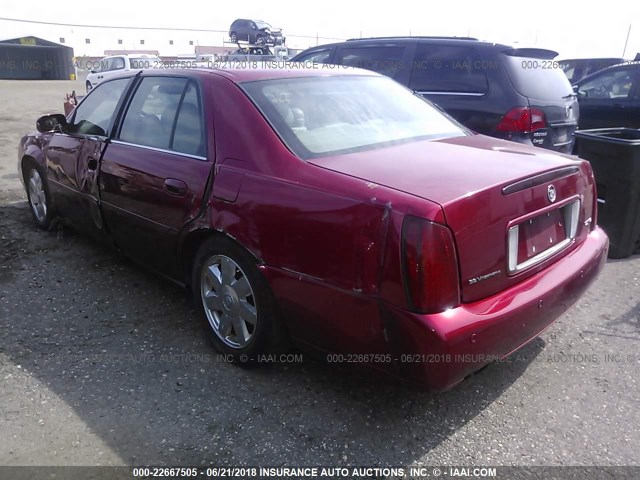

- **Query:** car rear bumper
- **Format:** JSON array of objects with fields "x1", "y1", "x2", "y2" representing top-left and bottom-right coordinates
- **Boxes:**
[
  {"x1": 383, "y1": 227, "x2": 608, "y2": 390},
  {"x1": 496, "y1": 131, "x2": 575, "y2": 154}
]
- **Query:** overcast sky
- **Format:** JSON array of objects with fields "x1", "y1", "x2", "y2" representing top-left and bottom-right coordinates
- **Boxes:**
[{"x1": 2, "y1": 0, "x2": 639, "y2": 58}]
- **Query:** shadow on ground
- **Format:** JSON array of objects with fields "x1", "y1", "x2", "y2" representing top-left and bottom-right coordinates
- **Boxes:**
[{"x1": 0, "y1": 203, "x2": 543, "y2": 466}]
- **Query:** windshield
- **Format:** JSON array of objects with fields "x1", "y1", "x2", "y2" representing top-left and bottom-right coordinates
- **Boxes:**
[
  {"x1": 242, "y1": 75, "x2": 468, "y2": 159},
  {"x1": 255, "y1": 21, "x2": 272, "y2": 29}
]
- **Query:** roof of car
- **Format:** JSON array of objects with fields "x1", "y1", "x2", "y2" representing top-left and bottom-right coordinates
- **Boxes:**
[
  {"x1": 301, "y1": 36, "x2": 511, "y2": 50},
  {"x1": 116, "y1": 65, "x2": 380, "y2": 83},
  {"x1": 211, "y1": 64, "x2": 379, "y2": 82}
]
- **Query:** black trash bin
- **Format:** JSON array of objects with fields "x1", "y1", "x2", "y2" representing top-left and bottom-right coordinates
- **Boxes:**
[{"x1": 575, "y1": 128, "x2": 640, "y2": 259}]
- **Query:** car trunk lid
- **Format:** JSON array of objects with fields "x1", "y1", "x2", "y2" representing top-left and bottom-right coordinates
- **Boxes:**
[{"x1": 310, "y1": 134, "x2": 595, "y2": 303}]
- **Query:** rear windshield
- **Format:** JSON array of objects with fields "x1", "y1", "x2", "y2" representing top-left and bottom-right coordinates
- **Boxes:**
[
  {"x1": 503, "y1": 55, "x2": 573, "y2": 101},
  {"x1": 242, "y1": 75, "x2": 467, "y2": 159}
]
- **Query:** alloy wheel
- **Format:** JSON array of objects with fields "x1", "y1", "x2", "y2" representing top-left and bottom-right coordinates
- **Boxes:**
[
  {"x1": 27, "y1": 168, "x2": 47, "y2": 222},
  {"x1": 201, "y1": 254, "x2": 257, "y2": 348}
]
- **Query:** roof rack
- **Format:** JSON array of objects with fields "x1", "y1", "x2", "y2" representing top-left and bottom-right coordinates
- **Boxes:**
[{"x1": 346, "y1": 36, "x2": 479, "y2": 41}]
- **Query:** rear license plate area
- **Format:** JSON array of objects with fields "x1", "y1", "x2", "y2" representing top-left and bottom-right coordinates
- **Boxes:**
[
  {"x1": 553, "y1": 127, "x2": 568, "y2": 144},
  {"x1": 517, "y1": 209, "x2": 565, "y2": 263},
  {"x1": 507, "y1": 200, "x2": 580, "y2": 274}
]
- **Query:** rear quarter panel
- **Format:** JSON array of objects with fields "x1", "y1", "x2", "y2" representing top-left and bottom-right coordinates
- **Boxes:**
[{"x1": 198, "y1": 74, "x2": 442, "y2": 351}]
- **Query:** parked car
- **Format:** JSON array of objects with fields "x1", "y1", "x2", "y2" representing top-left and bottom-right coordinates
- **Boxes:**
[
  {"x1": 220, "y1": 45, "x2": 286, "y2": 62},
  {"x1": 291, "y1": 37, "x2": 579, "y2": 153},
  {"x1": 228, "y1": 19, "x2": 284, "y2": 45},
  {"x1": 86, "y1": 54, "x2": 161, "y2": 92},
  {"x1": 560, "y1": 58, "x2": 625, "y2": 84},
  {"x1": 18, "y1": 67, "x2": 608, "y2": 390},
  {"x1": 573, "y1": 61, "x2": 640, "y2": 130}
]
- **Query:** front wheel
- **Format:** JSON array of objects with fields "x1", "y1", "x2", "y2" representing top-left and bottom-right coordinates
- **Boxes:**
[
  {"x1": 24, "y1": 164, "x2": 54, "y2": 229},
  {"x1": 255, "y1": 35, "x2": 265, "y2": 45},
  {"x1": 192, "y1": 237, "x2": 286, "y2": 362}
]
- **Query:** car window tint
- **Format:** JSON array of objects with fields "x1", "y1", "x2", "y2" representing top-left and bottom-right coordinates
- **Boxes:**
[
  {"x1": 578, "y1": 68, "x2": 635, "y2": 99},
  {"x1": 171, "y1": 82, "x2": 206, "y2": 157},
  {"x1": 410, "y1": 45, "x2": 489, "y2": 94},
  {"x1": 297, "y1": 50, "x2": 331, "y2": 64},
  {"x1": 335, "y1": 46, "x2": 406, "y2": 78},
  {"x1": 69, "y1": 78, "x2": 129, "y2": 136},
  {"x1": 119, "y1": 77, "x2": 188, "y2": 149}
]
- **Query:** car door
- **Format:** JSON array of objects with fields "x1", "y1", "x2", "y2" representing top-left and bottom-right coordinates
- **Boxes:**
[
  {"x1": 577, "y1": 66, "x2": 638, "y2": 130},
  {"x1": 99, "y1": 76, "x2": 213, "y2": 278},
  {"x1": 44, "y1": 77, "x2": 131, "y2": 238}
]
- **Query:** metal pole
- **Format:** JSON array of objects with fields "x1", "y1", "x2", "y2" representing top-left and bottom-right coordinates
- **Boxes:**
[{"x1": 622, "y1": 24, "x2": 631, "y2": 57}]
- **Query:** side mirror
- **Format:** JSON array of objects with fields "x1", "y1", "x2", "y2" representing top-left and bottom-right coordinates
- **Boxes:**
[
  {"x1": 573, "y1": 85, "x2": 587, "y2": 99},
  {"x1": 36, "y1": 114, "x2": 68, "y2": 133},
  {"x1": 90, "y1": 69, "x2": 96, "y2": 74}
]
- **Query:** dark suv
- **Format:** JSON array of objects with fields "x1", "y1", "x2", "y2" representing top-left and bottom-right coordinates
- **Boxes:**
[
  {"x1": 229, "y1": 19, "x2": 284, "y2": 45},
  {"x1": 292, "y1": 37, "x2": 579, "y2": 153}
]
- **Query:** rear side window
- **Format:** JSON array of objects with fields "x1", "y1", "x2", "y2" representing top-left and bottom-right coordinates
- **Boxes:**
[
  {"x1": 409, "y1": 45, "x2": 489, "y2": 94},
  {"x1": 172, "y1": 83, "x2": 206, "y2": 157},
  {"x1": 334, "y1": 46, "x2": 406, "y2": 78},
  {"x1": 119, "y1": 77, "x2": 206, "y2": 157},
  {"x1": 504, "y1": 55, "x2": 573, "y2": 101}
]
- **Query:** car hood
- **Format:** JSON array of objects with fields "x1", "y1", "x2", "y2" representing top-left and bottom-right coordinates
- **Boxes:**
[{"x1": 308, "y1": 134, "x2": 578, "y2": 207}]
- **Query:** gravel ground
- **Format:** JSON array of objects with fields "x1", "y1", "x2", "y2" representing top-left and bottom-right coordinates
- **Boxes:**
[{"x1": 1, "y1": 80, "x2": 639, "y2": 468}]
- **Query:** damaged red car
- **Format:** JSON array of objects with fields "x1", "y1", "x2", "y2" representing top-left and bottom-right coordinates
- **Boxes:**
[{"x1": 18, "y1": 67, "x2": 608, "y2": 390}]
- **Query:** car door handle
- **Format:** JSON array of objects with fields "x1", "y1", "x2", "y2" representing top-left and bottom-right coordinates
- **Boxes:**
[
  {"x1": 87, "y1": 157, "x2": 98, "y2": 170},
  {"x1": 164, "y1": 178, "x2": 187, "y2": 196}
]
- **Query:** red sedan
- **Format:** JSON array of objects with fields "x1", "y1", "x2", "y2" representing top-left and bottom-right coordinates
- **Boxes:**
[{"x1": 18, "y1": 67, "x2": 608, "y2": 390}]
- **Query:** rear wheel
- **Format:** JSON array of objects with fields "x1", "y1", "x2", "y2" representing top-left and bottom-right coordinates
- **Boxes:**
[
  {"x1": 229, "y1": 32, "x2": 237, "y2": 43},
  {"x1": 24, "y1": 163, "x2": 54, "y2": 229},
  {"x1": 192, "y1": 236, "x2": 286, "y2": 362}
]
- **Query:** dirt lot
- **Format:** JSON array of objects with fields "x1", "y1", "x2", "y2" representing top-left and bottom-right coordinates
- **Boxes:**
[{"x1": 1, "y1": 80, "x2": 639, "y2": 469}]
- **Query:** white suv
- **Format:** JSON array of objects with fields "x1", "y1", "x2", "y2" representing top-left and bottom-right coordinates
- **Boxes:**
[{"x1": 86, "y1": 55, "x2": 161, "y2": 92}]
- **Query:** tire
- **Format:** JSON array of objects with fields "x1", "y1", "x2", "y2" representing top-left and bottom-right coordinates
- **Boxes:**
[
  {"x1": 192, "y1": 236, "x2": 287, "y2": 363},
  {"x1": 23, "y1": 162, "x2": 54, "y2": 230},
  {"x1": 255, "y1": 35, "x2": 265, "y2": 46},
  {"x1": 229, "y1": 32, "x2": 237, "y2": 43},
  {"x1": 86, "y1": 81, "x2": 92, "y2": 93}
]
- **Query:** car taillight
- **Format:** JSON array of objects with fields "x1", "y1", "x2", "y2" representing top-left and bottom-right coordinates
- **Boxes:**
[
  {"x1": 496, "y1": 107, "x2": 547, "y2": 133},
  {"x1": 401, "y1": 216, "x2": 460, "y2": 314}
]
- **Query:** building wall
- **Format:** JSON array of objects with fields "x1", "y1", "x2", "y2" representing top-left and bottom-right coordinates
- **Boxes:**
[{"x1": 0, "y1": 43, "x2": 74, "y2": 80}]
